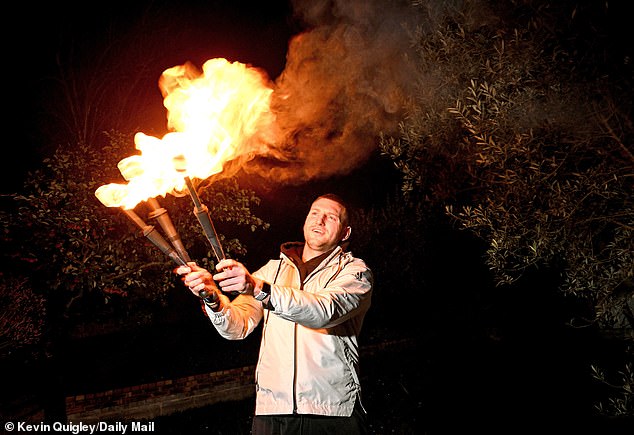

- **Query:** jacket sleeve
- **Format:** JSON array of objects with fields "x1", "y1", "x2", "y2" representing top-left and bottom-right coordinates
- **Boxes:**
[
  {"x1": 265, "y1": 257, "x2": 373, "y2": 329},
  {"x1": 205, "y1": 294, "x2": 263, "y2": 340},
  {"x1": 205, "y1": 259, "x2": 280, "y2": 340}
]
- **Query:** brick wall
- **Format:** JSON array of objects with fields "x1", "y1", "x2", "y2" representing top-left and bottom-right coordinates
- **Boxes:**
[{"x1": 65, "y1": 365, "x2": 256, "y2": 422}]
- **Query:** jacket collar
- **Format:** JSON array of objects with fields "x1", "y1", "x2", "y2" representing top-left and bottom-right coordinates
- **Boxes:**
[{"x1": 280, "y1": 242, "x2": 345, "y2": 283}]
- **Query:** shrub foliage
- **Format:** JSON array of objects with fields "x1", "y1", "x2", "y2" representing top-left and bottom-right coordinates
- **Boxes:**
[{"x1": 381, "y1": 0, "x2": 632, "y2": 416}]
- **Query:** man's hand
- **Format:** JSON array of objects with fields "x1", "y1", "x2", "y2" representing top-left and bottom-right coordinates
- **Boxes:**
[
  {"x1": 213, "y1": 258, "x2": 260, "y2": 296},
  {"x1": 175, "y1": 262, "x2": 219, "y2": 298}
]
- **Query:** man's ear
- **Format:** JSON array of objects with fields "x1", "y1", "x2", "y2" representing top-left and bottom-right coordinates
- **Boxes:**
[{"x1": 341, "y1": 226, "x2": 351, "y2": 242}]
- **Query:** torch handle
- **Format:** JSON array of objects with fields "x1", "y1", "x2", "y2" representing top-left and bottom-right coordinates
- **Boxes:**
[
  {"x1": 199, "y1": 289, "x2": 220, "y2": 310},
  {"x1": 147, "y1": 199, "x2": 192, "y2": 263},
  {"x1": 193, "y1": 204, "x2": 226, "y2": 264},
  {"x1": 182, "y1": 176, "x2": 225, "y2": 264},
  {"x1": 143, "y1": 225, "x2": 187, "y2": 266},
  {"x1": 122, "y1": 208, "x2": 187, "y2": 266},
  {"x1": 199, "y1": 289, "x2": 216, "y2": 302},
  {"x1": 184, "y1": 176, "x2": 203, "y2": 209}
]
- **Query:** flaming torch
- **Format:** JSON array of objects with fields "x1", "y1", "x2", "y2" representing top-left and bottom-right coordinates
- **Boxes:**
[{"x1": 94, "y1": 58, "x2": 275, "y2": 300}]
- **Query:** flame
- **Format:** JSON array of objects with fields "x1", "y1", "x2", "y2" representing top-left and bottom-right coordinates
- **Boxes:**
[{"x1": 95, "y1": 58, "x2": 274, "y2": 209}]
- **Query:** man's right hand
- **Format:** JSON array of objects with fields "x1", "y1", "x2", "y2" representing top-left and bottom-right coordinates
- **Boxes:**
[{"x1": 176, "y1": 262, "x2": 219, "y2": 298}]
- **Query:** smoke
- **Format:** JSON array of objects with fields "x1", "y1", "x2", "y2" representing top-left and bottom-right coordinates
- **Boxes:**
[{"x1": 239, "y1": 0, "x2": 425, "y2": 184}]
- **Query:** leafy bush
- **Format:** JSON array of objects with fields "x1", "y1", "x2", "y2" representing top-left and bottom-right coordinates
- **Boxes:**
[
  {"x1": 383, "y1": 0, "x2": 633, "y2": 338},
  {"x1": 381, "y1": 0, "x2": 632, "y2": 418}
]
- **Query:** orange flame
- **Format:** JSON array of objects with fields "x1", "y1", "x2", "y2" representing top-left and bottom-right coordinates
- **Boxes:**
[{"x1": 95, "y1": 58, "x2": 274, "y2": 209}]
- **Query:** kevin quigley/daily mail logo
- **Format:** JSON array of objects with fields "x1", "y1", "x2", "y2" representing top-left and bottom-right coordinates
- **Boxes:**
[{"x1": 4, "y1": 421, "x2": 155, "y2": 433}]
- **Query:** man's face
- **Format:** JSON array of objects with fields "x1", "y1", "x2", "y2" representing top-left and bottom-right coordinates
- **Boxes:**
[{"x1": 303, "y1": 197, "x2": 349, "y2": 255}]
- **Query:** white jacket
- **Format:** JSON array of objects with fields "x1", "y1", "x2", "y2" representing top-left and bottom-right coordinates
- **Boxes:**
[{"x1": 205, "y1": 245, "x2": 373, "y2": 417}]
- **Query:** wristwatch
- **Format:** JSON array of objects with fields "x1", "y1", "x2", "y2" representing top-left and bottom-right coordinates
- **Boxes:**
[
  {"x1": 254, "y1": 282, "x2": 271, "y2": 301},
  {"x1": 200, "y1": 290, "x2": 220, "y2": 310}
]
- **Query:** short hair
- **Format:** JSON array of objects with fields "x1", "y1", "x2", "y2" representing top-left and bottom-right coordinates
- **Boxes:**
[{"x1": 314, "y1": 193, "x2": 350, "y2": 228}]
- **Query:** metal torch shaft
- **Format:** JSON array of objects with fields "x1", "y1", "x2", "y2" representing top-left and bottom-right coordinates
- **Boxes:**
[
  {"x1": 124, "y1": 207, "x2": 217, "y2": 305},
  {"x1": 181, "y1": 176, "x2": 225, "y2": 306},
  {"x1": 183, "y1": 176, "x2": 226, "y2": 264},
  {"x1": 147, "y1": 197, "x2": 191, "y2": 263},
  {"x1": 122, "y1": 208, "x2": 187, "y2": 267}
]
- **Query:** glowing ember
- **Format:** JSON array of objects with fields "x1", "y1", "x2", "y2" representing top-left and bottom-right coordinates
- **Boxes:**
[{"x1": 95, "y1": 58, "x2": 274, "y2": 209}]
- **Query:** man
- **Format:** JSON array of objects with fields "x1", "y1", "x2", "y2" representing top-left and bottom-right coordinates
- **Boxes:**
[{"x1": 177, "y1": 193, "x2": 373, "y2": 434}]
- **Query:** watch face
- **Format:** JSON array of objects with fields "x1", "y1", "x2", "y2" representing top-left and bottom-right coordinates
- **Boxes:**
[
  {"x1": 255, "y1": 291, "x2": 269, "y2": 301},
  {"x1": 255, "y1": 282, "x2": 271, "y2": 301}
]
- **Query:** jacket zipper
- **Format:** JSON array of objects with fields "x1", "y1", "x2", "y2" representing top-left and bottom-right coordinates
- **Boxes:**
[
  {"x1": 286, "y1": 249, "x2": 343, "y2": 414},
  {"x1": 292, "y1": 263, "x2": 302, "y2": 414},
  {"x1": 292, "y1": 322, "x2": 298, "y2": 414}
]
